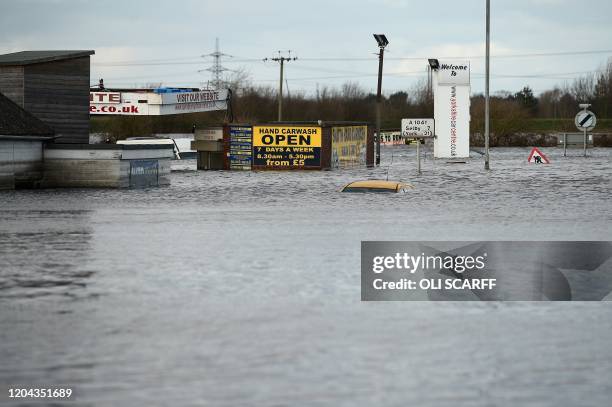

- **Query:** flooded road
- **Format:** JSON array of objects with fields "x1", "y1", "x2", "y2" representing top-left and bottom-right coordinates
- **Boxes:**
[{"x1": 1, "y1": 147, "x2": 612, "y2": 406}]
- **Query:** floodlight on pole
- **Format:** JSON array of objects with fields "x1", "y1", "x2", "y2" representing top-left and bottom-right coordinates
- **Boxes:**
[
  {"x1": 373, "y1": 34, "x2": 388, "y2": 166},
  {"x1": 428, "y1": 59, "x2": 440, "y2": 70},
  {"x1": 373, "y1": 34, "x2": 389, "y2": 47}
]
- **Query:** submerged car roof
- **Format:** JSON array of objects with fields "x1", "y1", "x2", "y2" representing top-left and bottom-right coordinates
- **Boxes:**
[{"x1": 342, "y1": 180, "x2": 413, "y2": 192}]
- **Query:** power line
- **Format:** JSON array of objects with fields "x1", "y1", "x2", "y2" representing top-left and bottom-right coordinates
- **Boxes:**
[
  {"x1": 93, "y1": 66, "x2": 600, "y2": 82},
  {"x1": 299, "y1": 49, "x2": 612, "y2": 61},
  {"x1": 92, "y1": 49, "x2": 612, "y2": 67},
  {"x1": 93, "y1": 58, "x2": 260, "y2": 67}
]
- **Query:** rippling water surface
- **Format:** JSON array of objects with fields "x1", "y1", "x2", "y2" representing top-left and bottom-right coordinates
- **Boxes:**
[{"x1": 1, "y1": 147, "x2": 611, "y2": 406}]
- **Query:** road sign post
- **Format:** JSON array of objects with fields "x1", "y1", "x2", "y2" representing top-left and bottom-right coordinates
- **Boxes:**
[
  {"x1": 401, "y1": 118, "x2": 434, "y2": 175},
  {"x1": 416, "y1": 140, "x2": 421, "y2": 174},
  {"x1": 575, "y1": 104, "x2": 596, "y2": 157}
]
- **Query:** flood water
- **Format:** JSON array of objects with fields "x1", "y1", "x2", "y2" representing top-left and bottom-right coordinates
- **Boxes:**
[{"x1": 1, "y1": 146, "x2": 611, "y2": 406}]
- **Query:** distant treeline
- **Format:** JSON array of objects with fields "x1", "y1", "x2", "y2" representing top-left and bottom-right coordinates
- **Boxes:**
[{"x1": 91, "y1": 60, "x2": 612, "y2": 145}]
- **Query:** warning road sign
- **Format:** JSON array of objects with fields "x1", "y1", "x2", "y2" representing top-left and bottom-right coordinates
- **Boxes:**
[
  {"x1": 575, "y1": 110, "x2": 596, "y2": 131},
  {"x1": 527, "y1": 147, "x2": 550, "y2": 164}
]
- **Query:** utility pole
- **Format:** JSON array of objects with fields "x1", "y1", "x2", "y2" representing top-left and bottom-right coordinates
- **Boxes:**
[
  {"x1": 484, "y1": 0, "x2": 491, "y2": 170},
  {"x1": 376, "y1": 49, "x2": 384, "y2": 165},
  {"x1": 200, "y1": 37, "x2": 232, "y2": 90},
  {"x1": 426, "y1": 65, "x2": 430, "y2": 100},
  {"x1": 264, "y1": 51, "x2": 297, "y2": 121},
  {"x1": 373, "y1": 34, "x2": 389, "y2": 166}
]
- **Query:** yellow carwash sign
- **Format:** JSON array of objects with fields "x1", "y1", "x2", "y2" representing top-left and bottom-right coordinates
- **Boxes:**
[{"x1": 253, "y1": 126, "x2": 321, "y2": 168}]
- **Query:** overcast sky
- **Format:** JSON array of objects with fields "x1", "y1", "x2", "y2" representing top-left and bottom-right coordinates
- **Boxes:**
[{"x1": 2, "y1": 0, "x2": 612, "y2": 96}]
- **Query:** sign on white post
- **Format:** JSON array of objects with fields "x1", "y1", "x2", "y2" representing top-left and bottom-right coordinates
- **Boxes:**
[
  {"x1": 433, "y1": 60, "x2": 471, "y2": 159},
  {"x1": 437, "y1": 62, "x2": 470, "y2": 86},
  {"x1": 575, "y1": 110, "x2": 596, "y2": 131},
  {"x1": 401, "y1": 118, "x2": 434, "y2": 138}
]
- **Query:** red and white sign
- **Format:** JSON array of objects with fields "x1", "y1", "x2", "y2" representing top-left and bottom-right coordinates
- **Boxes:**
[
  {"x1": 527, "y1": 147, "x2": 550, "y2": 164},
  {"x1": 89, "y1": 89, "x2": 228, "y2": 116},
  {"x1": 90, "y1": 92, "x2": 121, "y2": 104}
]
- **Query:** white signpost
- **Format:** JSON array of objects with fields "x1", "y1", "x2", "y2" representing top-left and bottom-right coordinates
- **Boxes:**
[
  {"x1": 575, "y1": 109, "x2": 596, "y2": 131},
  {"x1": 432, "y1": 60, "x2": 471, "y2": 160},
  {"x1": 401, "y1": 118, "x2": 434, "y2": 174},
  {"x1": 575, "y1": 104, "x2": 596, "y2": 156},
  {"x1": 401, "y1": 118, "x2": 434, "y2": 138}
]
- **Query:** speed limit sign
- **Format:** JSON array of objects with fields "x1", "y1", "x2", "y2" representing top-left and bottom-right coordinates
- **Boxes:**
[{"x1": 575, "y1": 110, "x2": 596, "y2": 131}]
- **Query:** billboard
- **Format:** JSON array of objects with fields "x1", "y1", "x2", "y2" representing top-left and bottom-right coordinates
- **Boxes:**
[
  {"x1": 252, "y1": 126, "x2": 321, "y2": 168},
  {"x1": 331, "y1": 126, "x2": 367, "y2": 168},
  {"x1": 89, "y1": 89, "x2": 229, "y2": 116},
  {"x1": 380, "y1": 131, "x2": 403, "y2": 145},
  {"x1": 433, "y1": 61, "x2": 470, "y2": 159},
  {"x1": 229, "y1": 126, "x2": 253, "y2": 170}
]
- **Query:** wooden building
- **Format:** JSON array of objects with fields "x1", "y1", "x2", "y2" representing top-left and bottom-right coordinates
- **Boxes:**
[{"x1": 0, "y1": 50, "x2": 94, "y2": 143}]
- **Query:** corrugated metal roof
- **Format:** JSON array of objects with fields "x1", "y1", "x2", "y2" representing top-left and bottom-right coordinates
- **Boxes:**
[
  {"x1": 0, "y1": 92, "x2": 54, "y2": 137},
  {"x1": 0, "y1": 50, "x2": 95, "y2": 66}
]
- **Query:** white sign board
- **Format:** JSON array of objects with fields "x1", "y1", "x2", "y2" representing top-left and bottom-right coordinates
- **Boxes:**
[
  {"x1": 433, "y1": 60, "x2": 471, "y2": 159},
  {"x1": 90, "y1": 92, "x2": 121, "y2": 104},
  {"x1": 401, "y1": 118, "x2": 434, "y2": 138},
  {"x1": 437, "y1": 61, "x2": 470, "y2": 86},
  {"x1": 90, "y1": 89, "x2": 229, "y2": 116},
  {"x1": 160, "y1": 90, "x2": 226, "y2": 105},
  {"x1": 575, "y1": 110, "x2": 596, "y2": 131},
  {"x1": 195, "y1": 128, "x2": 224, "y2": 141}
]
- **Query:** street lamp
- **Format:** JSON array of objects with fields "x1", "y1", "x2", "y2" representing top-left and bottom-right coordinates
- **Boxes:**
[{"x1": 373, "y1": 34, "x2": 388, "y2": 166}]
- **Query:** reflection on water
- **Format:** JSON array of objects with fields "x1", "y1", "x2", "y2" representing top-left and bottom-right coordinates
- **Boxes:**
[
  {"x1": 0, "y1": 147, "x2": 611, "y2": 406},
  {"x1": 0, "y1": 210, "x2": 95, "y2": 300}
]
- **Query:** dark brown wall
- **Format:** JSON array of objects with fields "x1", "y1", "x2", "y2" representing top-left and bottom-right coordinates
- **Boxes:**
[
  {"x1": 321, "y1": 126, "x2": 332, "y2": 170},
  {"x1": 222, "y1": 125, "x2": 231, "y2": 170},
  {"x1": 367, "y1": 125, "x2": 374, "y2": 167},
  {"x1": 23, "y1": 57, "x2": 90, "y2": 143},
  {"x1": 0, "y1": 66, "x2": 25, "y2": 107}
]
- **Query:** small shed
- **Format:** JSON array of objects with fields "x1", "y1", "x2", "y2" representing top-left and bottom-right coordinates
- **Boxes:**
[
  {"x1": 0, "y1": 50, "x2": 95, "y2": 143},
  {"x1": 0, "y1": 91, "x2": 54, "y2": 189}
]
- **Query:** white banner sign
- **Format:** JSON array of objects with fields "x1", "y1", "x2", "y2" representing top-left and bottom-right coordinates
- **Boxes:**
[
  {"x1": 159, "y1": 89, "x2": 228, "y2": 105},
  {"x1": 437, "y1": 61, "x2": 470, "y2": 86},
  {"x1": 90, "y1": 89, "x2": 229, "y2": 116},
  {"x1": 433, "y1": 61, "x2": 471, "y2": 159}
]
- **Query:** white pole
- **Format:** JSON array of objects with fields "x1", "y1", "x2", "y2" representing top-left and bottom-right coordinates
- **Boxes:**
[
  {"x1": 583, "y1": 106, "x2": 588, "y2": 157},
  {"x1": 484, "y1": 0, "x2": 491, "y2": 170},
  {"x1": 416, "y1": 140, "x2": 421, "y2": 175}
]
